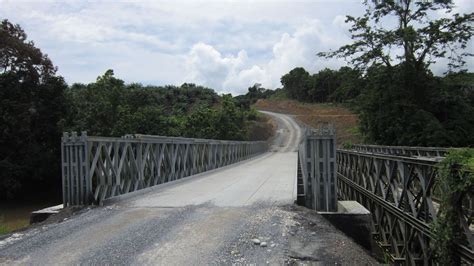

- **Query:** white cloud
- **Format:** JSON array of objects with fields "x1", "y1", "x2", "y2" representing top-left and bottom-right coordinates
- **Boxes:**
[
  {"x1": 184, "y1": 20, "x2": 348, "y2": 92},
  {"x1": 184, "y1": 43, "x2": 247, "y2": 92},
  {"x1": 267, "y1": 20, "x2": 346, "y2": 85},
  {"x1": 437, "y1": 0, "x2": 473, "y2": 17},
  {"x1": 332, "y1": 15, "x2": 350, "y2": 30},
  {"x1": 0, "y1": 0, "x2": 364, "y2": 93},
  {"x1": 223, "y1": 66, "x2": 270, "y2": 95},
  {"x1": 1, "y1": 0, "x2": 472, "y2": 95},
  {"x1": 183, "y1": 42, "x2": 271, "y2": 94}
]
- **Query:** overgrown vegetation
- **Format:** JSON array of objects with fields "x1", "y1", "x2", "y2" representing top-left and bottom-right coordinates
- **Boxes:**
[
  {"x1": 0, "y1": 19, "x2": 67, "y2": 200},
  {"x1": 281, "y1": 67, "x2": 362, "y2": 103},
  {"x1": 62, "y1": 70, "x2": 258, "y2": 141},
  {"x1": 432, "y1": 149, "x2": 474, "y2": 265},
  {"x1": 234, "y1": 83, "x2": 275, "y2": 108},
  {"x1": 0, "y1": 216, "x2": 10, "y2": 235}
]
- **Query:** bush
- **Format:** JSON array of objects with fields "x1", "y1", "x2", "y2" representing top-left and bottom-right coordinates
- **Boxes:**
[{"x1": 432, "y1": 149, "x2": 474, "y2": 265}]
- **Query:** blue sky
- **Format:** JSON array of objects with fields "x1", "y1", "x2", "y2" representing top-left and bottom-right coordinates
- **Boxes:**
[{"x1": 1, "y1": 0, "x2": 472, "y2": 95}]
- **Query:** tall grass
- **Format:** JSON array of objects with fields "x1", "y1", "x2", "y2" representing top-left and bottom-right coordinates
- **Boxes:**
[{"x1": 0, "y1": 216, "x2": 11, "y2": 235}]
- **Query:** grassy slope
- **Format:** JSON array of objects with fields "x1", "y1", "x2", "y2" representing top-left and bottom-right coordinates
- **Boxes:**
[{"x1": 254, "y1": 99, "x2": 362, "y2": 146}]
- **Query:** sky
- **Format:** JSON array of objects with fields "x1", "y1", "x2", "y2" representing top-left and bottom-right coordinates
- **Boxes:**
[{"x1": 1, "y1": 0, "x2": 473, "y2": 95}]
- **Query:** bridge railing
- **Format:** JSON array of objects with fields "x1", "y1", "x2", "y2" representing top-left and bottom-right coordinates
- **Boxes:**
[
  {"x1": 337, "y1": 149, "x2": 473, "y2": 264},
  {"x1": 61, "y1": 132, "x2": 268, "y2": 206},
  {"x1": 352, "y1": 144, "x2": 452, "y2": 157}
]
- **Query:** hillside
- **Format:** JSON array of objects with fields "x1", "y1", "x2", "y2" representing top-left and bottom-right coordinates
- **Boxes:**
[{"x1": 254, "y1": 99, "x2": 362, "y2": 146}]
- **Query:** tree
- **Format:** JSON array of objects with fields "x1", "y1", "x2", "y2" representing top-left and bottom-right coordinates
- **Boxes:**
[
  {"x1": 0, "y1": 19, "x2": 66, "y2": 199},
  {"x1": 318, "y1": 0, "x2": 473, "y2": 105},
  {"x1": 0, "y1": 20, "x2": 270, "y2": 201},
  {"x1": 308, "y1": 68, "x2": 339, "y2": 102},
  {"x1": 184, "y1": 107, "x2": 218, "y2": 139},
  {"x1": 319, "y1": 0, "x2": 474, "y2": 72},
  {"x1": 235, "y1": 83, "x2": 275, "y2": 109},
  {"x1": 215, "y1": 95, "x2": 246, "y2": 140},
  {"x1": 356, "y1": 64, "x2": 450, "y2": 146},
  {"x1": 64, "y1": 70, "x2": 128, "y2": 136},
  {"x1": 0, "y1": 20, "x2": 56, "y2": 80},
  {"x1": 319, "y1": 1, "x2": 474, "y2": 146},
  {"x1": 281, "y1": 67, "x2": 311, "y2": 101},
  {"x1": 328, "y1": 67, "x2": 363, "y2": 103},
  {"x1": 279, "y1": 66, "x2": 362, "y2": 103}
]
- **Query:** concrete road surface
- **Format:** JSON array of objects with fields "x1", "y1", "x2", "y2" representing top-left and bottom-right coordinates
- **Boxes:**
[
  {"x1": 0, "y1": 111, "x2": 376, "y2": 265},
  {"x1": 127, "y1": 110, "x2": 302, "y2": 209}
]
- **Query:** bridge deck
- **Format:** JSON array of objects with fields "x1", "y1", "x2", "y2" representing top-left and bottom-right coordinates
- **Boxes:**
[
  {"x1": 0, "y1": 112, "x2": 376, "y2": 265},
  {"x1": 127, "y1": 152, "x2": 297, "y2": 208}
]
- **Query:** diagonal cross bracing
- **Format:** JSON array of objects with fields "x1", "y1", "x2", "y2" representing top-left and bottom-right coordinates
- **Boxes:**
[{"x1": 62, "y1": 132, "x2": 268, "y2": 206}]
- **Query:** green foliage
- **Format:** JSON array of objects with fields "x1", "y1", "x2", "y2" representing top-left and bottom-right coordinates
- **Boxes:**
[
  {"x1": 214, "y1": 94, "x2": 247, "y2": 140},
  {"x1": 268, "y1": 88, "x2": 288, "y2": 100},
  {"x1": 313, "y1": 1, "x2": 474, "y2": 147},
  {"x1": 62, "y1": 70, "x2": 257, "y2": 141},
  {"x1": 0, "y1": 215, "x2": 9, "y2": 235},
  {"x1": 279, "y1": 65, "x2": 474, "y2": 147},
  {"x1": 234, "y1": 83, "x2": 275, "y2": 108},
  {"x1": 318, "y1": 0, "x2": 474, "y2": 72},
  {"x1": 432, "y1": 149, "x2": 474, "y2": 265},
  {"x1": 281, "y1": 66, "x2": 362, "y2": 103},
  {"x1": 346, "y1": 126, "x2": 360, "y2": 135},
  {"x1": 0, "y1": 19, "x2": 67, "y2": 200},
  {"x1": 0, "y1": 19, "x2": 264, "y2": 201},
  {"x1": 342, "y1": 141, "x2": 353, "y2": 149},
  {"x1": 281, "y1": 67, "x2": 311, "y2": 101},
  {"x1": 357, "y1": 64, "x2": 474, "y2": 146},
  {"x1": 63, "y1": 71, "x2": 225, "y2": 138},
  {"x1": 184, "y1": 107, "x2": 218, "y2": 139},
  {"x1": 327, "y1": 67, "x2": 363, "y2": 103},
  {"x1": 0, "y1": 224, "x2": 9, "y2": 235},
  {"x1": 0, "y1": 19, "x2": 56, "y2": 79},
  {"x1": 183, "y1": 98, "x2": 254, "y2": 141}
]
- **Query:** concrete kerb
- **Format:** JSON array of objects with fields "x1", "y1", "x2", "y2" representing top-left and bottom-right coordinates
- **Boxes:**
[
  {"x1": 29, "y1": 204, "x2": 64, "y2": 224},
  {"x1": 102, "y1": 151, "x2": 274, "y2": 206},
  {"x1": 318, "y1": 201, "x2": 374, "y2": 253}
]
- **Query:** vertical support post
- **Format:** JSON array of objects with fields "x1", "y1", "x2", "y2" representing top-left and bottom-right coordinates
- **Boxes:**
[
  {"x1": 80, "y1": 131, "x2": 90, "y2": 204},
  {"x1": 61, "y1": 131, "x2": 90, "y2": 206},
  {"x1": 137, "y1": 142, "x2": 143, "y2": 190},
  {"x1": 306, "y1": 125, "x2": 337, "y2": 212},
  {"x1": 61, "y1": 132, "x2": 67, "y2": 206}
]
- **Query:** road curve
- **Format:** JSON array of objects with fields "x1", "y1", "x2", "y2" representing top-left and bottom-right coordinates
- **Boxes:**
[
  {"x1": 0, "y1": 111, "x2": 305, "y2": 265},
  {"x1": 260, "y1": 111, "x2": 302, "y2": 152}
]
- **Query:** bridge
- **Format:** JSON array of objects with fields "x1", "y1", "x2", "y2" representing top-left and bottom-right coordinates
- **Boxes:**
[{"x1": 0, "y1": 111, "x2": 472, "y2": 265}]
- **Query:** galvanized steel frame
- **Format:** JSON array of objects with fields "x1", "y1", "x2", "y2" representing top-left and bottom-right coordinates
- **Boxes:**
[
  {"x1": 62, "y1": 132, "x2": 268, "y2": 206},
  {"x1": 297, "y1": 127, "x2": 337, "y2": 212},
  {"x1": 337, "y1": 149, "x2": 473, "y2": 264},
  {"x1": 352, "y1": 144, "x2": 451, "y2": 157}
]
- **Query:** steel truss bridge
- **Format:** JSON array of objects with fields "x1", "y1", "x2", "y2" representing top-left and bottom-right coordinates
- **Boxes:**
[
  {"x1": 337, "y1": 144, "x2": 473, "y2": 264},
  {"x1": 62, "y1": 130, "x2": 473, "y2": 265},
  {"x1": 61, "y1": 132, "x2": 267, "y2": 205}
]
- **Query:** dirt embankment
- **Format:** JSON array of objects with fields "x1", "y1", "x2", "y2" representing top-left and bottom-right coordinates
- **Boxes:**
[
  {"x1": 254, "y1": 99, "x2": 362, "y2": 146},
  {"x1": 246, "y1": 113, "x2": 276, "y2": 141}
]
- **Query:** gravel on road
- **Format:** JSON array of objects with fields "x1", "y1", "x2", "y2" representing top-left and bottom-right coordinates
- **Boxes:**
[{"x1": 0, "y1": 111, "x2": 378, "y2": 265}]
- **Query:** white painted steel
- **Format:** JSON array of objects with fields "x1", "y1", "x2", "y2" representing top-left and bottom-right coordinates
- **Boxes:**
[{"x1": 62, "y1": 133, "x2": 267, "y2": 206}]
